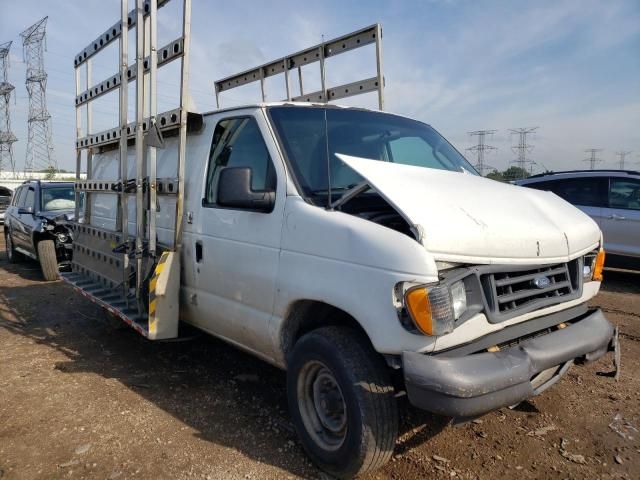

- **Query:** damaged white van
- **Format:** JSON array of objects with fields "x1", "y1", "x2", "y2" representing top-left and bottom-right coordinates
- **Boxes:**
[
  {"x1": 65, "y1": 7, "x2": 619, "y2": 478},
  {"x1": 101, "y1": 103, "x2": 617, "y2": 477}
]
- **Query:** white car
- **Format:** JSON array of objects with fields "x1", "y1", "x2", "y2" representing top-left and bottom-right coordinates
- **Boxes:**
[{"x1": 517, "y1": 170, "x2": 640, "y2": 269}]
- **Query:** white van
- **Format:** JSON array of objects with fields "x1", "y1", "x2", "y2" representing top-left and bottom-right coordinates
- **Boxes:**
[
  {"x1": 65, "y1": 6, "x2": 619, "y2": 476},
  {"x1": 72, "y1": 102, "x2": 618, "y2": 478}
]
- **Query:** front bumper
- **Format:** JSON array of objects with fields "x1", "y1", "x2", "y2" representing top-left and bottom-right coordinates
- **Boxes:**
[{"x1": 403, "y1": 308, "x2": 618, "y2": 418}]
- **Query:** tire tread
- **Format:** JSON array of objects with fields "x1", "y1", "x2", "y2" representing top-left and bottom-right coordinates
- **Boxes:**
[{"x1": 37, "y1": 239, "x2": 59, "y2": 281}]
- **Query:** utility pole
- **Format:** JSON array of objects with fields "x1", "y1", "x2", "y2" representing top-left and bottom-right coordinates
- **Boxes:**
[
  {"x1": 466, "y1": 130, "x2": 497, "y2": 176},
  {"x1": 20, "y1": 17, "x2": 57, "y2": 178},
  {"x1": 0, "y1": 41, "x2": 17, "y2": 177},
  {"x1": 614, "y1": 150, "x2": 632, "y2": 170},
  {"x1": 509, "y1": 127, "x2": 538, "y2": 179},
  {"x1": 583, "y1": 148, "x2": 603, "y2": 170}
]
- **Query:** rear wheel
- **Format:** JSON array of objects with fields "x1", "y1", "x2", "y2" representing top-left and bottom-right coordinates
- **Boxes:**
[
  {"x1": 37, "y1": 239, "x2": 59, "y2": 281},
  {"x1": 5, "y1": 231, "x2": 23, "y2": 263},
  {"x1": 287, "y1": 326, "x2": 398, "y2": 478}
]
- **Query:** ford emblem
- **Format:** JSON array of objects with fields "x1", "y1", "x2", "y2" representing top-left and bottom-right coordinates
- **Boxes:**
[{"x1": 532, "y1": 275, "x2": 551, "y2": 289}]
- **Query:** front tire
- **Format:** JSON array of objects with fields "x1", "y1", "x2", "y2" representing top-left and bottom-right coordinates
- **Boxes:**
[
  {"x1": 5, "y1": 231, "x2": 23, "y2": 263},
  {"x1": 37, "y1": 239, "x2": 59, "y2": 281},
  {"x1": 287, "y1": 326, "x2": 398, "y2": 478}
]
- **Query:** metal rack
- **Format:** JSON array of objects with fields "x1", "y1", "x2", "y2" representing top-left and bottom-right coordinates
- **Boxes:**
[
  {"x1": 214, "y1": 24, "x2": 385, "y2": 109},
  {"x1": 64, "y1": 0, "x2": 193, "y2": 339}
]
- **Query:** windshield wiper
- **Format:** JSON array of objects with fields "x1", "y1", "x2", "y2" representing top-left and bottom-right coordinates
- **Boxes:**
[{"x1": 328, "y1": 181, "x2": 371, "y2": 210}]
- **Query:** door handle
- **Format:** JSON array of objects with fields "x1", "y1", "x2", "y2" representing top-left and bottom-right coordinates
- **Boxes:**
[
  {"x1": 195, "y1": 241, "x2": 203, "y2": 263},
  {"x1": 609, "y1": 214, "x2": 626, "y2": 220}
]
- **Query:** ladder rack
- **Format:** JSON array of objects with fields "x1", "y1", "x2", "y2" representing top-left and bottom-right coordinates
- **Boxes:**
[
  {"x1": 214, "y1": 24, "x2": 385, "y2": 109},
  {"x1": 63, "y1": 0, "x2": 193, "y2": 340}
]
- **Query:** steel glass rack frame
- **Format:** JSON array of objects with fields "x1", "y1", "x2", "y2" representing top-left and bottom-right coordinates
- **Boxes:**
[
  {"x1": 64, "y1": 0, "x2": 192, "y2": 339},
  {"x1": 214, "y1": 24, "x2": 385, "y2": 110}
]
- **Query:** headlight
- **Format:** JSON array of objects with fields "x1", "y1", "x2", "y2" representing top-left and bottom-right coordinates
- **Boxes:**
[
  {"x1": 57, "y1": 232, "x2": 68, "y2": 243},
  {"x1": 404, "y1": 280, "x2": 467, "y2": 336},
  {"x1": 450, "y1": 280, "x2": 467, "y2": 320}
]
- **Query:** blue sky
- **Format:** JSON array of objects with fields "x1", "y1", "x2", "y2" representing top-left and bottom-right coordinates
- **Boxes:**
[{"x1": 1, "y1": 0, "x2": 639, "y2": 173}]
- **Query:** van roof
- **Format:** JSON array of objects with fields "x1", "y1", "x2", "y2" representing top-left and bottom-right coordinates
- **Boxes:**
[{"x1": 201, "y1": 101, "x2": 427, "y2": 126}]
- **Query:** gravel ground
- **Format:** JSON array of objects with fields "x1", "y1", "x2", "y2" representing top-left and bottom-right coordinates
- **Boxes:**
[{"x1": 0, "y1": 237, "x2": 638, "y2": 480}]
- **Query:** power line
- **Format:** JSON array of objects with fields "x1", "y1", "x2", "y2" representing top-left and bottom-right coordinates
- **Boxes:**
[
  {"x1": 21, "y1": 16, "x2": 57, "y2": 177},
  {"x1": 614, "y1": 150, "x2": 632, "y2": 169},
  {"x1": 0, "y1": 40, "x2": 18, "y2": 176},
  {"x1": 583, "y1": 148, "x2": 603, "y2": 170},
  {"x1": 466, "y1": 129, "x2": 497, "y2": 176},
  {"x1": 509, "y1": 127, "x2": 538, "y2": 179}
]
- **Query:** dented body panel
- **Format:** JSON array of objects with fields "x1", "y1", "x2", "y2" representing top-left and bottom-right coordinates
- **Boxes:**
[{"x1": 337, "y1": 154, "x2": 601, "y2": 265}]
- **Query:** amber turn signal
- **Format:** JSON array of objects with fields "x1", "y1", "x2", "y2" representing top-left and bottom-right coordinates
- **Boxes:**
[
  {"x1": 405, "y1": 287, "x2": 434, "y2": 335},
  {"x1": 592, "y1": 249, "x2": 605, "y2": 282}
]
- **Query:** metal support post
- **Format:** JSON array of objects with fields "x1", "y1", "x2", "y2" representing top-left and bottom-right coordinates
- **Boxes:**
[
  {"x1": 148, "y1": 0, "x2": 158, "y2": 258},
  {"x1": 74, "y1": 66, "x2": 81, "y2": 222},
  {"x1": 374, "y1": 23, "x2": 384, "y2": 110},
  {"x1": 119, "y1": 0, "x2": 130, "y2": 299},
  {"x1": 135, "y1": 0, "x2": 145, "y2": 311},
  {"x1": 173, "y1": 0, "x2": 191, "y2": 251}
]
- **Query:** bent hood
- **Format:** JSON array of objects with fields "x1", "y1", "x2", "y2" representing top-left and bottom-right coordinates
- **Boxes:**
[{"x1": 337, "y1": 154, "x2": 601, "y2": 265}]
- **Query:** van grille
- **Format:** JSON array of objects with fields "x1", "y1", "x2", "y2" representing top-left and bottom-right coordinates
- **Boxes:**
[{"x1": 480, "y1": 260, "x2": 581, "y2": 322}]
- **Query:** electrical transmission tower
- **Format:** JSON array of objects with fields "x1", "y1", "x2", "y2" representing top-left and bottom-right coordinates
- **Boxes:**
[
  {"x1": 20, "y1": 17, "x2": 56, "y2": 177},
  {"x1": 467, "y1": 130, "x2": 497, "y2": 176},
  {"x1": 583, "y1": 148, "x2": 603, "y2": 170},
  {"x1": 615, "y1": 150, "x2": 632, "y2": 170},
  {"x1": 509, "y1": 127, "x2": 538, "y2": 179},
  {"x1": 0, "y1": 41, "x2": 18, "y2": 177}
]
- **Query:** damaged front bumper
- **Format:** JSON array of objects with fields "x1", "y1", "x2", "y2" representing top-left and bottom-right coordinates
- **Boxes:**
[{"x1": 403, "y1": 308, "x2": 619, "y2": 418}]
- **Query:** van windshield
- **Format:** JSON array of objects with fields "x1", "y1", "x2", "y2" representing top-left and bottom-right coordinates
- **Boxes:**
[{"x1": 268, "y1": 106, "x2": 477, "y2": 198}]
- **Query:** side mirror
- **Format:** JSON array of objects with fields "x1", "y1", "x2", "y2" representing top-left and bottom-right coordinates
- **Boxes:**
[
  {"x1": 18, "y1": 206, "x2": 34, "y2": 215},
  {"x1": 217, "y1": 167, "x2": 275, "y2": 213}
]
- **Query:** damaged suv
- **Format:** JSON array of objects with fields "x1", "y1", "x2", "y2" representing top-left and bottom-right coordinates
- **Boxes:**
[{"x1": 5, "y1": 180, "x2": 76, "y2": 280}]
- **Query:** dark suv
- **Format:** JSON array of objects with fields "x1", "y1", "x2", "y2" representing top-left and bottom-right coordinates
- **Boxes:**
[{"x1": 5, "y1": 180, "x2": 76, "y2": 280}]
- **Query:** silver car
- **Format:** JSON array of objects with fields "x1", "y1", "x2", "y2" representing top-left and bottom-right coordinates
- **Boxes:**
[{"x1": 517, "y1": 170, "x2": 640, "y2": 268}]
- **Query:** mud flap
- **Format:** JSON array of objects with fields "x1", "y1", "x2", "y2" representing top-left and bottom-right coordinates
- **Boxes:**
[{"x1": 147, "y1": 251, "x2": 180, "y2": 340}]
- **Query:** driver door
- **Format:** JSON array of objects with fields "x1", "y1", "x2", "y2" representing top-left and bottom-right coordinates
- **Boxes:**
[{"x1": 189, "y1": 111, "x2": 286, "y2": 357}]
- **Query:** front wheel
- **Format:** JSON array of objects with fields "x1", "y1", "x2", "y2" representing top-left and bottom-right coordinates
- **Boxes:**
[
  {"x1": 37, "y1": 239, "x2": 59, "y2": 281},
  {"x1": 287, "y1": 326, "x2": 398, "y2": 479}
]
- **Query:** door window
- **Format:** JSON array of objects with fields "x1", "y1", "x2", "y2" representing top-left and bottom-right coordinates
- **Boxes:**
[
  {"x1": 24, "y1": 188, "x2": 35, "y2": 209},
  {"x1": 204, "y1": 117, "x2": 275, "y2": 206},
  {"x1": 12, "y1": 187, "x2": 23, "y2": 206},
  {"x1": 535, "y1": 177, "x2": 607, "y2": 207},
  {"x1": 609, "y1": 178, "x2": 640, "y2": 211},
  {"x1": 15, "y1": 187, "x2": 28, "y2": 207}
]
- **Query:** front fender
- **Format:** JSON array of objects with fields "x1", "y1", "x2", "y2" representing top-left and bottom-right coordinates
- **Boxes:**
[{"x1": 270, "y1": 197, "x2": 439, "y2": 365}]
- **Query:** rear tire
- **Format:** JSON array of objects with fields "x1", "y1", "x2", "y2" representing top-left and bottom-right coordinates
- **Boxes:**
[
  {"x1": 37, "y1": 239, "x2": 59, "y2": 281},
  {"x1": 5, "y1": 231, "x2": 23, "y2": 263},
  {"x1": 287, "y1": 326, "x2": 398, "y2": 479}
]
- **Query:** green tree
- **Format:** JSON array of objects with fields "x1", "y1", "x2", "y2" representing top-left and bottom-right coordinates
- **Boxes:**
[
  {"x1": 43, "y1": 165, "x2": 58, "y2": 180},
  {"x1": 485, "y1": 170, "x2": 504, "y2": 182},
  {"x1": 500, "y1": 166, "x2": 530, "y2": 182}
]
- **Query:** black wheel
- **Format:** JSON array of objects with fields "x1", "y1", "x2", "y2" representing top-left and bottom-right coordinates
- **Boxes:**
[
  {"x1": 287, "y1": 326, "x2": 398, "y2": 479},
  {"x1": 37, "y1": 239, "x2": 59, "y2": 281},
  {"x1": 5, "y1": 230, "x2": 23, "y2": 263}
]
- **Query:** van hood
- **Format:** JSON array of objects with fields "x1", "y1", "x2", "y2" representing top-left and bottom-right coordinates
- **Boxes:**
[{"x1": 337, "y1": 154, "x2": 601, "y2": 265}]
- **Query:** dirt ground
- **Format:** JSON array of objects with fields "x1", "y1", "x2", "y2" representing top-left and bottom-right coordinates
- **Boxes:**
[{"x1": 0, "y1": 238, "x2": 638, "y2": 480}]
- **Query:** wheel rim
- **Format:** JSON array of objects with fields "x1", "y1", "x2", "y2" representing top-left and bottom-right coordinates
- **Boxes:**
[{"x1": 297, "y1": 360, "x2": 347, "y2": 451}]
